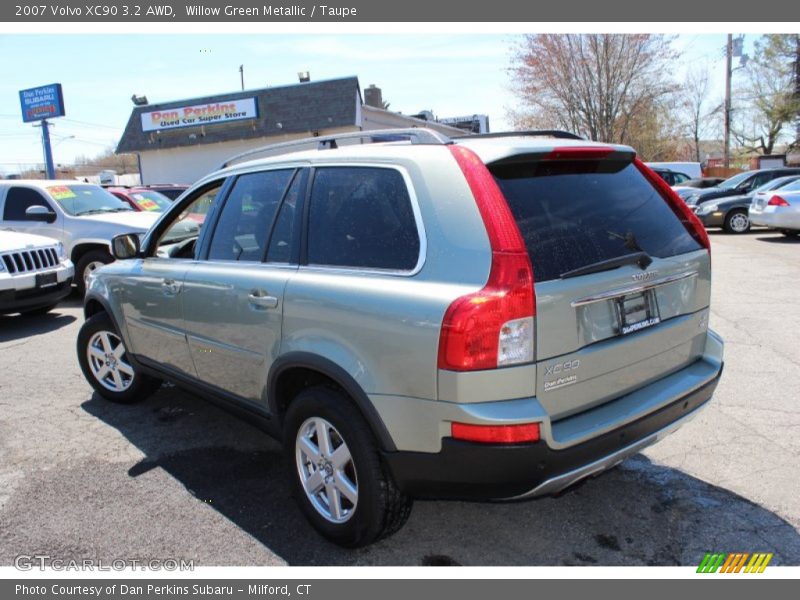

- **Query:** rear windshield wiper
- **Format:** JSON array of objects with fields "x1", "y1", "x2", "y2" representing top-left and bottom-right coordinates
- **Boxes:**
[{"x1": 560, "y1": 251, "x2": 653, "y2": 279}]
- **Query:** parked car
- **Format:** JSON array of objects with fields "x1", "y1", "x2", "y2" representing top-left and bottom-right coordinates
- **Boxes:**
[
  {"x1": 0, "y1": 180, "x2": 161, "y2": 294},
  {"x1": 141, "y1": 184, "x2": 189, "y2": 201},
  {"x1": 106, "y1": 187, "x2": 173, "y2": 212},
  {"x1": 693, "y1": 175, "x2": 800, "y2": 233},
  {"x1": 684, "y1": 168, "x2": 800, "y2": 208},
  {"x1": 77, "y1": 129, "x2": 724, "y2": 547},
  {"x1": 645, "y1": 161, "x2": 703, "y2": 179},
  {"x1": 676, "y1": 177, "x2": 727, "y2": 189},
  {"x1": 0, "y1": 230, "x2": 74, "y2": 315},
  {"x1": 650, "y1": 168, "x2": 692, "y2": 187},
  {"x1": 750, "y1": 178, "x2": 800, "y2": 236}
]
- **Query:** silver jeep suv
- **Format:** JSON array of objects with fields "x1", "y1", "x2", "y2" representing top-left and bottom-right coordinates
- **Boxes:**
[{"x1": 77, "y1": 129, "x2": 724, "y2": 547}]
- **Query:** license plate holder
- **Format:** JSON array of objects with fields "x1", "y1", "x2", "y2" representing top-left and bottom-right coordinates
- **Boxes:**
[
  {"x1": 36, "y1": 272, "x2": 58, "y2": 289},
  {"x1": 614, "y1": 290, "x2": 660, "y2": 335}
]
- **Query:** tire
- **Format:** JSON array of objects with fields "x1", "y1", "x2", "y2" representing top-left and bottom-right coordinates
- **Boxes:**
[
  {"x1": 76, "y1": 312, "x2": 160, "y2": 403},
  {"x1": 723, "y1": 209, "x2": 750, "y2": 234},
  {"x1": 75, "y1": 249, "x2": 113, "y2": 296},
  {"x1": 780, "y1": 229, "x2": 799, "y2": 238},
  {"x1": 20, "y1": 304, "x2": 58, "y2": 316},
  {"x1": 283, "y1": 386, "x2": 412, "y2": 547}
]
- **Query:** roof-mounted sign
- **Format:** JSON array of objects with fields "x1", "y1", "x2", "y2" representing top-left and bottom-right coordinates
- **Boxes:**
[
  {"x1": 19, "y1": 83, "x2": 65, "y2": 122},
  {"x1": 141, "y1": 98, "x2": 258, "y2": 132}
]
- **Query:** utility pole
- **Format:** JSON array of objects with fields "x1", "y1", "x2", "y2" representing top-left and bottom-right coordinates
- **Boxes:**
[
  {"x1": 795, "y1": 34, "x2": 800, "y2": 145},
  {"x1": 724, "y1": 34, "x2": 733, "y2": 169},
  {"x1": 239, "y1": 64, "x2": 244, "y2": 91}
]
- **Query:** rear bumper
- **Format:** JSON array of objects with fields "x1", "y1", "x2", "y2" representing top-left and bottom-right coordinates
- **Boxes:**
[
  {"x1": 383, "y1": 361, "x2": 722, "y2": 501},
  {"x1": 749, "y1": 207, "x2": 800, "y2": 230}
]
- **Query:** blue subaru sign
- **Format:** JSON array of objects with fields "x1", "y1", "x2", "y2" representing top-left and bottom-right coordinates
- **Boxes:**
[{"x1": 19, "y1": 83, "x2": 65, "y2": 123}]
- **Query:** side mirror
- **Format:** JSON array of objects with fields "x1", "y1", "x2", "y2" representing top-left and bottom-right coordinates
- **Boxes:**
[
  {"x1": 25, "y1": 205, "x2": 57, "y2": 223},
  {"x1": 112, "y1": 233, "x2": 141, "y2": 260}
]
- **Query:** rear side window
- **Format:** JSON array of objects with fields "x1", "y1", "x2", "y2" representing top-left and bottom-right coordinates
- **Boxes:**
[
  {"x1": 491, "y1": 159, "x2": 703, "y2": 282},
  {"x1": 307, "y1": 167, "x2": 420, "y2": 271},
  {"x1": 3, "y1": 187, "x2": 51, "y2": 220}
]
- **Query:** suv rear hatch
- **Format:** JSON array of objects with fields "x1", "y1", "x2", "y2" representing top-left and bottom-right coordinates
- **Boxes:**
[{"x1": 484, "y1": 144, "x2": 711, "y2": 421}]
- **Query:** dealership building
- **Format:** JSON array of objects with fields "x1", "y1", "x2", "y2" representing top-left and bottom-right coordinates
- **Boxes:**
[{"x1": 116, "y1": 76, "x2": 474, "y2": 184}]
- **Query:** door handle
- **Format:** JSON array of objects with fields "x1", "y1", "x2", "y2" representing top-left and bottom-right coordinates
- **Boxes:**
[
  {"x1": 162, "y1": 278, "x2": 181, "y2": 295},
  {"x1": 248, "y1": 290, "x2": 278, "y2": 309}
]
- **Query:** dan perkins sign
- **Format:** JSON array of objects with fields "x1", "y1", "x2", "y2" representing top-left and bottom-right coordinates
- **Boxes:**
[{"x1": 141, "y1": 98, "x2": 258, "y2": 132}]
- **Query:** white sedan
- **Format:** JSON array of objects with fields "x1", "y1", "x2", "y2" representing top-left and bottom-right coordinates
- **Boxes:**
[{"x1": 750, "y1": 179, "x2": 800, "y2": 236}]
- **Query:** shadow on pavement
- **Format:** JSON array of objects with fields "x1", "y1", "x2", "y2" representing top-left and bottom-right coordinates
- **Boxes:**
[
  {"x1": 80, "y1": 387, "x2": 800, "y2": 566},
  {"x1": 0, "y1": 308, "x2": 77, "y2": 342},
  {"x1": 754, "y1": 234, "x2": 800, "y2": 244}
]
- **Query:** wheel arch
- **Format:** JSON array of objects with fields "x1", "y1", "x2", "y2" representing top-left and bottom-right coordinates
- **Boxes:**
[
  {"x1": 70, "y1": 241, "x2": 112, "y2": 265},
  {"x1": 83, "y1": 293, "x2": 132, "y2": 350},
  {"x1": 268, "y1": 352, "x2": 397, "y2": 452}
]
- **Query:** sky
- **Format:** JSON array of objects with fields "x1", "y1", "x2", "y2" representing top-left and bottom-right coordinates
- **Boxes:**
[{"x1": 0, "y1": 33, "x2": 754, "y2": 176}]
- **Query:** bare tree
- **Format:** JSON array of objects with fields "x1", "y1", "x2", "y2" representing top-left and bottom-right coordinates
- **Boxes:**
[
  {"x1": 682, "y1": 66, "x2": 719, "y2": 163},
  {"x1": 509, "y1": 34, "x2": 678, "y2": 148},
  {"x1": 732, "y1": 34, "x2": 800, "y2": 155}
]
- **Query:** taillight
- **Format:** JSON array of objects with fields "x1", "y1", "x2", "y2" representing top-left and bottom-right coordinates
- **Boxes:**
[
  {"x1": 634, "y1": 159, "x2": 711, "y2": 253},
  {"x1": 439, "y1": 146, "x2": 535, "y2": 371},
  {"x1": 768, "y1": 195, "x2": 790, "y2": 207},
  {"x1": 451, "y1": 421, "x2": 541, "y2": 444}
]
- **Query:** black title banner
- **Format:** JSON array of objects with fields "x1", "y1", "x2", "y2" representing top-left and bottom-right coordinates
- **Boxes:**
[{"x1": 2, "y1": 0, "x2": 797, "y2": 22}]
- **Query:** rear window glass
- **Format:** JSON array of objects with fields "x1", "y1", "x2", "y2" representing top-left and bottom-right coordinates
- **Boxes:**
[{"x1": 491, "y1": 159, "x2": 703, "y2": 282}]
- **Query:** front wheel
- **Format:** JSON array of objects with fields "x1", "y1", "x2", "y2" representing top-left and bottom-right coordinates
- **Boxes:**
[
  {"x1": 723, "y1": 209, "x2": 750, "y2": 234},
  {"x1": 77, "y1": 312, "x2": 160, "y2": 403},
  {"x1": 284, "y1": 386, "x2": 412, "y2": 547}
]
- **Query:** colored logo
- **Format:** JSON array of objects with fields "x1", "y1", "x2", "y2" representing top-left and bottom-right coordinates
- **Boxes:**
[{"x1": 697, "y1": 552, "x2": 773, "y2": 573}]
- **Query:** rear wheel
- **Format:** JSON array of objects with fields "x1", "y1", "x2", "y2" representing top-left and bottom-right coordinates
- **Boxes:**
[
  {"x1": 723, "y1": 209, "x2": 750, "y2": 234},
  {"x1": 779, "y1": 229, "x2": 799, "y2": 238},
  {"x1": 75, "y1": 249, "x2": 113, "y2": 296},
  {"x1": 77, "y1": 312, "x2": 160, "y2": 403},
  {"x1": 284, "y1": 386, "x2": 412, "y2": 547}
]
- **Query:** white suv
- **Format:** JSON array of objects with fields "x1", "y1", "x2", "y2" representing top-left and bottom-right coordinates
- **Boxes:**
[
  {"x1": 0, "y1": 231, "x2": 73, "y2": 315},
  {"x1": 0, "y1": 180, "x2": 163, "y2": 294}
]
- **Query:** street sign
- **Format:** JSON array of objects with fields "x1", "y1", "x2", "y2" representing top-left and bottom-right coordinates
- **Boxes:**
[{"x1": 19, "y1": 83, "x2": 65, "y2": 123}]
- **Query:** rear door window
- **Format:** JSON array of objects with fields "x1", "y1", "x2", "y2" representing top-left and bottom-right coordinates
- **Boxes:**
[
  {"x1": 491, "y1": 159, "x2": 703, "y2": 282},
  {"x1": 207, "y1": 169, "x2": 294, "y2": 262},
  {"x1": 306, "y1": 167, "x2": 420, "y2": 271},
  {"x1": 3, "y1": 187, "x2": 53, "y2": 220}
]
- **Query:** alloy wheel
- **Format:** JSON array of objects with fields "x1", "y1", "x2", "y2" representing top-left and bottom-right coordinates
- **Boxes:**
[
  {"x1": 295, "y1": 417, "x2": 359, "y2": 524},
  {"x1": 86, "y1": 330, "x2": 135, "y2": 392}
]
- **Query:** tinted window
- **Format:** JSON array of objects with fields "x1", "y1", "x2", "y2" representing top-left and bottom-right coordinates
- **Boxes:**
[
  {"x1": 207, "y1": 170, "x2": 293, "y2": 262},
  {"x1": 3, "y1": 187, "x2": 51, "y2": 220},
  {"x1": 307, "y1": 167, "x2": 420, "y2": 271},
  {"x1": 266, "y1": 172, "x2": 303, "y2": 264},
  {"x1": 491, "y1": 160, "x2": 704, "y2": 282},
  {"x1": 673, "y1": 172, "x2": 690, "y2": 184}
]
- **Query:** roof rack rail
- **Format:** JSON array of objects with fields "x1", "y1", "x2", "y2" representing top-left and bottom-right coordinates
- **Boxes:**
[
  {"x1": 220, "y1": 128, "x2": 453, "y2": 169},
  {"x1": 452, "y1": 130, "x2": 584, "y2": 141}
]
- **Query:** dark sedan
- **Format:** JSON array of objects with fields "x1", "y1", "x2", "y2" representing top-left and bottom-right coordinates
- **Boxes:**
[
  {"x1": 684, "y1": 168, "x2": 800, "y2": 209},
  {"x1": 693, "y1": 175, "x2": 800, "y2": 233}
]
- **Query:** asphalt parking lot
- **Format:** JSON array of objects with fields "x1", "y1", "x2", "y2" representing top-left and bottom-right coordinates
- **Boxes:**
[{"x1": 1, "y1": 230, "x2": 799, "y2": 567}]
